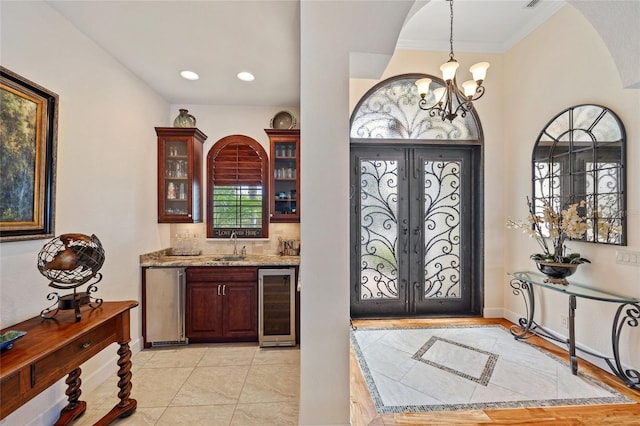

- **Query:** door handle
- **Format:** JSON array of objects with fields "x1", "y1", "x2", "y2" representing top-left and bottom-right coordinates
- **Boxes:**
[
  {"x1": 402, "y1": 219, "x2": 409, "y2": 254},
  {"x1": 217, "y1": 284, "x2": 221, "y2": 296},
  {"x1": 413, "y1": 226, "x2": 422, "y2": 254},
  {"x1": 222, "y1": 284, "x2": 226, "y2": 296}
]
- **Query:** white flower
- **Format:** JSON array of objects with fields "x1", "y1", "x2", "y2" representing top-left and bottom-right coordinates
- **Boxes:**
[{"x1": 507, "y1": 197, "x2": 590, "y2": 264}]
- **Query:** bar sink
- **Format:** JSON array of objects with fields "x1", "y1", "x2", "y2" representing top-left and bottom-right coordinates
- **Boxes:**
[{"x1": 215, "y1": 255, "x2": 246, "y2": 261}]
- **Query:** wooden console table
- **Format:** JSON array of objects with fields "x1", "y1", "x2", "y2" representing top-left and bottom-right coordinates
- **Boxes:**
[
  {"x1": 1, "y1": 301, "x2": 138, "y2": 425},
  {"x1": 508, "y1": 271, "x2": 639, "y2": 390}
]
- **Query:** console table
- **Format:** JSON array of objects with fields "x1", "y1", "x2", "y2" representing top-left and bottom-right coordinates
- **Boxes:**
[
  {"x1": 0, "y1": 301, "x2": 138, "y2": 424},
  {"x1": 508, "y1": 271, "x2": 639, "y2": 390}
]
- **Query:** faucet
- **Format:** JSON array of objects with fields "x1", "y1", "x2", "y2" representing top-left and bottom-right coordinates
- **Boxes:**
[{"x1": 230, "y1": 231, "x2": 238, "y2": 255}]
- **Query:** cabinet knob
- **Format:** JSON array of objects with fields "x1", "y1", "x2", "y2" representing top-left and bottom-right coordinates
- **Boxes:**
[{"x1": 81, "y1": 341, "x2": 91, "y2": 349}]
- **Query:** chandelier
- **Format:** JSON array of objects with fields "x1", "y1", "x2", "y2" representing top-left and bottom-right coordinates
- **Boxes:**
[{"x1": 415, "y1": 0, "x2": 490, "y2": 122}]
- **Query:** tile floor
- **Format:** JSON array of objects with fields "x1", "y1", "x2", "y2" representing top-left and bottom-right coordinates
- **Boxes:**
[
  {"x1": 351, "y1": 325, "x2": 629, "y2": 413},
  {"x1": 75, "y1": 343, "x2": 300, "y2": 426}
]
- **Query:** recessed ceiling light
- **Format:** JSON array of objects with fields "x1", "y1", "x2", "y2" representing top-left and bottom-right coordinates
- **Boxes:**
[
  {"x1": 180, "y1": 70, "x2": 199, "y2": 80},
  {"x1": 237, "y1": 71, "x2": 255, "y2": 82}
]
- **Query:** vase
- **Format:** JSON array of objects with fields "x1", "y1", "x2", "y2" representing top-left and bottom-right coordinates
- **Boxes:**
[
  {"x1": 173, "y1": 109, "x2": 196, "y2": 128},
  {"x1": 535, "y1": 261, "x2": 578, "y2": 285}
]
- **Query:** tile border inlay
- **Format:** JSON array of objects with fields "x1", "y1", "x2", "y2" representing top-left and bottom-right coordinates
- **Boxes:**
[{"x1": 411, "y1": 336, "x2": 498, "y2": 386}]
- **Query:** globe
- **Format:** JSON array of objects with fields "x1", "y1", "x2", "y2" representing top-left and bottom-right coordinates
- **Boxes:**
[{"x1": 37, "y1": 233, "x2": 105, "y2": 289}]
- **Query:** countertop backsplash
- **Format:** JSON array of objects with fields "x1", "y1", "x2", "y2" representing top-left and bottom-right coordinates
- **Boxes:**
[{"x1": 168, "y1": 222, "x2": 300, "y2": 257}]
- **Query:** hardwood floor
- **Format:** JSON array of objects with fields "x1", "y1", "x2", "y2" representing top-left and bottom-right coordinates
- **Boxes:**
[{"x1": 350, "y1": 317, "x2": 640, "y2": 425}]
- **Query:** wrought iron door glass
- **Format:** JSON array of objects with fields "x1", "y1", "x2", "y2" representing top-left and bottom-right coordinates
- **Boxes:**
[
  {"x1": 424, "y1": 160, "x2": 461, "y2": 299},
  {"x1": 359, "y1": 159, "x2": 399, "y2": 300},
  {"x1": 351, "y1": 147, "x2": 479, "y2": 318},
  {"x1": 350, "y1": 74, "x2": 483, "y2": 318}
]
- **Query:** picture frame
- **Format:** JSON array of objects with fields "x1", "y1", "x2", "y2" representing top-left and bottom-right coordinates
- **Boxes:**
[{"x1": 1, "y1": 67, "x2": 58, "y2": 242}]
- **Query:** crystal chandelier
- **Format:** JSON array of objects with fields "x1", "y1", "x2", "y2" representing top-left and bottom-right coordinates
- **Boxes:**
[{"x1": 415, "y1": 0, "x2": 490, "y2": 122}]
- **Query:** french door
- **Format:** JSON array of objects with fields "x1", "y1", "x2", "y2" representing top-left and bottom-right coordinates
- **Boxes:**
[{"x1": 350, "y1": 144, "x2": 482, "y2": 318}]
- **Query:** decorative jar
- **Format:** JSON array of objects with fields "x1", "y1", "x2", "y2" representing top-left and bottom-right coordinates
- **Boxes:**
[{"x1": 173, "y1": 109, "x2": 196, "y2": 128}]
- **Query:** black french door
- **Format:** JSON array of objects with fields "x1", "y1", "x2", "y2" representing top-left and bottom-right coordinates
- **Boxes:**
[{"x1": 350, "y1": 144, "x2": 482, "y2": 318}]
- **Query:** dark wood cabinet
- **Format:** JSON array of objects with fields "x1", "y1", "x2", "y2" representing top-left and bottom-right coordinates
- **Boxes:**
[
  {"x1": 156, "y1": 127, "x2": 207, "y2": 223},
  {"x1": 266, "y1": 129, "x2": 300, "y2": 222},
  {"x1": 185, "y1": 267, "x2": 258, "y2": 342}
]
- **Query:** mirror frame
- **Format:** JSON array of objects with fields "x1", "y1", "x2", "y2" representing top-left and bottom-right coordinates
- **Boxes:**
[{"x1": 531, "y1": 104, "x2": 626, "y2": 246}]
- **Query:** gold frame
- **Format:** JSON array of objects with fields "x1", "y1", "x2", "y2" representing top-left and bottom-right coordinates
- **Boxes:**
[{"x1": 0, "y1": 67, "x2": 58, "y2": 242}]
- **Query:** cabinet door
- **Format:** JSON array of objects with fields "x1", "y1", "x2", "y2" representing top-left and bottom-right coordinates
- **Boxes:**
[
  {"x1": 266, "y1": 129, "x2": 300, "y2": 223},
  {"x1": 186, "y1": 282, "x2": 223, "y2": 340},
  {"x1": 222, "y1": 282, "x2": 258, "y2": 338},
  {"x1": 156, "y1": 127, "x2": 206, "y2": 223}
]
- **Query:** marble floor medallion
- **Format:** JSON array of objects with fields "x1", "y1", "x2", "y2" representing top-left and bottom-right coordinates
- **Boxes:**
[{"x1": 351, "y1": 325, "x2": 632, "y2": 414}]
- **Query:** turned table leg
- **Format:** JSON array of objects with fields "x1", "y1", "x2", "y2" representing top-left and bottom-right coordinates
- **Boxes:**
[
  {"x1": 94, "y1": 340, "x2": 137, "y2": 426},
  {"x1": 53, "y1": 367, "x2": 87, "y2": 426}
]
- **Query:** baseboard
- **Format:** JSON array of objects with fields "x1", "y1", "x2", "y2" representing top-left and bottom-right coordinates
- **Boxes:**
[{"x1": 482, "y1": 307, "x2": 504, "y2": 318}]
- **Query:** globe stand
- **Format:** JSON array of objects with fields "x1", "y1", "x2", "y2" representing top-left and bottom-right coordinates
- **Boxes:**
[
  {"x1": 37, "y1": 233, "x2": 106, "y2": 322},
  {"x1": 40, "y1": 275, "x2": 104, "y2": 322}
]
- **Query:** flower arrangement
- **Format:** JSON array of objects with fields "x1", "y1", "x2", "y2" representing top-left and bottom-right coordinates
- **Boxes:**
[{"x1": 507, "y1": 197, "x2": 590, "y2": 264}]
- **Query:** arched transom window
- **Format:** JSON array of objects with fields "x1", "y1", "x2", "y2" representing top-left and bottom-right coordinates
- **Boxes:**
[{"x1": 350, "y1": 74, "x2": 480, "y2": 141}]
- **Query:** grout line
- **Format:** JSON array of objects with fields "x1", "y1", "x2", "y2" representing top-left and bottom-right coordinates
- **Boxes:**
[{"x1": 229, "y1": 347, "x2": 257, "y2": 424}]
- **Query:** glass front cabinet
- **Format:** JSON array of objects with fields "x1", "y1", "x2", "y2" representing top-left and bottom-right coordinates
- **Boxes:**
[
  {"x1": 266, "y1": 129, "x2": 300, "y2": 222},
  {"x1": 156, "y1": 127, "x2": 207, "y2": 223}
]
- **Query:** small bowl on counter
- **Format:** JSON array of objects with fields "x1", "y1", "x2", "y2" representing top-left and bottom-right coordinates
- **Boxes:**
[{"x1": 1, "y1": 330, "x2": 27, "y2": 351}]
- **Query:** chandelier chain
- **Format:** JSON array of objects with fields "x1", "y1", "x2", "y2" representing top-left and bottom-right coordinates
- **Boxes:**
[{"x1": 449, "y1": 0, "x2": 455, "y2": 60}]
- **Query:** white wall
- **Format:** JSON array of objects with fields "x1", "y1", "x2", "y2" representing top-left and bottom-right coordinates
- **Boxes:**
[
  {"x1": 0, "y1": 2, "x2": 168, "y2": 424},
  {"x1": 299, "y1": 1, "x2": 414, "y2": 424},
  {"x1": 503, "y1": 5, "x2": 640, "y2": 370}
]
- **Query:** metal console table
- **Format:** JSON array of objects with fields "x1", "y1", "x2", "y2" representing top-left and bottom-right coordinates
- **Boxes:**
[{"x1": 508, "y1": 271, "x2": 639, "y2": 390}]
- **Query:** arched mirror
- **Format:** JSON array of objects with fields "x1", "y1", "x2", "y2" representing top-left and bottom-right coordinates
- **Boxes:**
[{"x1": 532, "y1": 104, "x2": 626, "y2": 245}]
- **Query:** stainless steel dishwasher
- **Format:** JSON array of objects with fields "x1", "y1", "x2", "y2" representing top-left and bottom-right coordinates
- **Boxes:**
[{"x1": 144, "y1": 267, "x2": 188, "y2": 346}]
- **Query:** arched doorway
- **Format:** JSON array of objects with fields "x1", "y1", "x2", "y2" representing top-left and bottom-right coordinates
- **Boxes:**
[{"x1": 350, "y1": 74, "x2": 483, "y2": 318}]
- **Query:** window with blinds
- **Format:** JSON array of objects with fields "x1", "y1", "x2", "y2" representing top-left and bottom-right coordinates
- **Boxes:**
[{"x1": 207, "y1": 135, "x2": 269, "y2": 238}]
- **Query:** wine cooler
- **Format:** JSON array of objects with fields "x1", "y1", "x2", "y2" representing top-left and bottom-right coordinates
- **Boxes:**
[{"x1": 258, "y1": 268, "x2": 296, "y2": 347}]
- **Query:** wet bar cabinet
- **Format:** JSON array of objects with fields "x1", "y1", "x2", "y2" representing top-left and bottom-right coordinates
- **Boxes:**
[{"x1": 156, "y1": 127, "x2": 207, "y2": 223}]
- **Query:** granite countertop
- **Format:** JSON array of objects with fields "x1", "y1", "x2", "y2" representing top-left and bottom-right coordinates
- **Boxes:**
[{"x1": 140, "y1": 249, "x2": 300, "y2": 267}]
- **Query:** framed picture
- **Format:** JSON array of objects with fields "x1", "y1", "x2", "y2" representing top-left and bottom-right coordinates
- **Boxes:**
[{"x1": 1, "y1": 67, "x2": 58, "y2": 242}]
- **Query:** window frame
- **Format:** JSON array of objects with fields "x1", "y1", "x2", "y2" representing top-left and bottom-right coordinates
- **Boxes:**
[{"x1": 206, "y1": 135, "x2": 269, "y2": 239}]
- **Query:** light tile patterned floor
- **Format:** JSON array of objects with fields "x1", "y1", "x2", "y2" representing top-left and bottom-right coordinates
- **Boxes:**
[
  {"x1": 75, "y1": 343, "x2": 299, "y2": 426},
  {"x1": 351, "y1": 325, "x2": 631, "y2": 414}
]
